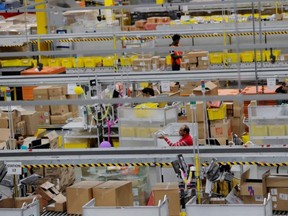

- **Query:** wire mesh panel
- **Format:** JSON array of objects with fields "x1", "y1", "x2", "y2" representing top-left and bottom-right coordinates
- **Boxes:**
[
  {"x1": 248, "y1": 105, "x2": 288, "y2": 145},
  {"x1": 186, "y1": 194, "x2": 272, "y2": 216},
  {"x1": 0, "y1": 198, "x2": 40, "y2": 216}
]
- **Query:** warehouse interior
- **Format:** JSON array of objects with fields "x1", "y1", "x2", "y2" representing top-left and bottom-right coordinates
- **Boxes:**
[{"x1": 0, "y1": 0, "x2": 288, "y2": 215}]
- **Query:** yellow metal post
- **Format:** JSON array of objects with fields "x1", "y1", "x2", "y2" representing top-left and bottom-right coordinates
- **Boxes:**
[
  {"x1": 195, "y1": 154, "x2": 202, "y2": 204},
  {"x1": 104, "y1": 0, "x2": 115, "y2": 25},
  {"x1": 35, "y1": 0, "x2": 48, "y2": 63},
  {"x1": 35, "y1": 0, "x2": 48, "y2": 35}
]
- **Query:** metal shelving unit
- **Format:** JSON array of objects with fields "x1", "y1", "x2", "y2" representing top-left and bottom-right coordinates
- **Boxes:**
[{"x1": 62, "y1": 121, "x2": 101, "y2": 148}]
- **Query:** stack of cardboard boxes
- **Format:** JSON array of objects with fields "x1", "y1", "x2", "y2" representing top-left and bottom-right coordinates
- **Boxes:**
[
  {"x1": 152, "y1": 182, "x2": 180, "y2": 216},
  {"x1": 132, "y1": 56, "x2": 166, "y2": 72},
  {"x1": 240, "y1": 169, "x2": 269, "y2": 204},
  {"x1": 122, "y1": 17, "x2": 171, "y2": 31},
  {"x1": 33, "y1": 85, "x2": 78, "y2": 125},
  {"x1": 224, "y1": 101, "x2": 245, "y2": 136},
  {"x1": 0, "y1": 109, "x2": 24, "y2": 135},
  {"x1": 66, "y1": 180, "x2": 133, "y2": 215},
  {"x1": 266, "y1": 174, "x2": 288, "y2": 211},
  {"x1": 36, "y1": 182, "x2": 67, "y2": 212},
  {"x1": 181, "y1": 51, "x2": 210, "y2": 70}
]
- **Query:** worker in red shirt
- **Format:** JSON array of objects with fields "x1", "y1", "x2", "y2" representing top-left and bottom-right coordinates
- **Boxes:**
[
  {"x1": 159, "y1": 125, "x2": 193, "y2": 146},
  {"x1": 170, "y1": 34, "x2": 182, "y2": 71}
]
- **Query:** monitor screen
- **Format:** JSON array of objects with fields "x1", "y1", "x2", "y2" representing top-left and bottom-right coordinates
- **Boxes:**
[{"x1": 178, "y1": 154, "x2": 188, "y2": 173}]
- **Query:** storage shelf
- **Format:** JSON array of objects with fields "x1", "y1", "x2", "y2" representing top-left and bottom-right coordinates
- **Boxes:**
[
  {"x1": 120, "y1": 137, "x2": 154, "y2": 141},
  {"x1": 103, "y1": 134, "x2": 119, "y2": 138},
  {"x1": 249, "y1": 116, "x2": 288, "y2": 120},
  {"x1": 62, "y1": 122, "x2": 98, "y2": 130},
  {"x1": 250, "y1": 136, "x2": 288, "y2": 140},
  {"x1": 64, "y1": 135, "x2": 99, "y2": 139},
  {"x1": 3, "y1": 146, "x2": 288, "y2": 165}
]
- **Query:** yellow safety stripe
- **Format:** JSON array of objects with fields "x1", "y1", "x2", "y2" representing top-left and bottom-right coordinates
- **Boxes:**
[
  {"x1": 0, "y1": 45, "x2": 25, "y2": 47},
  {"x1": 25, "y1": 30, "x2": 288, "y2": 45},
  {"x1": 22, "y1": 161, "x2": 288, "y2": 169}
]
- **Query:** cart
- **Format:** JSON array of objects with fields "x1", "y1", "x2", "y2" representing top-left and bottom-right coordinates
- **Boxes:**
[
  {"x1": 0, "y1": 197, "x2": 40, "y2": 216},
  {"x1": 154, "y1": 123, "x2": 198, "y2": 147},
  {"x1": 186, "y1": 194, "x2": 272, "y2": 216},
  {"x1": 82, "y1": 196, "x2": 169, "y2": 216}
]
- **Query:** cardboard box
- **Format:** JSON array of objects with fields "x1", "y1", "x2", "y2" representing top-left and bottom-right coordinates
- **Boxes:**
[
  {"x1": 50, "y1": 96, "x2": 69, "y2": 115},
  {"x1": 210, "y1": 119, "x2": 232, "y2": 138},
  {"x1": 159, "y1": 58, "x2": 166, "y2": 70},
  {"x1": 0, "y1": 110, "x2": 21, "y2": 125},
  {"x1": 231, "y1": 115, "x2": 245, "y2": 136},
  {"x1": 50, "y1": 112, "x2": 72, "y2": 125},
  {"x1": 53, "y1": 193, "x2": 67, "y2": 212},
  {"x1": 198, "y1": 60, "x2": 209, "y2": 67},
  {"x1": 21, "y1": 111, "x2": 40, "y2": 135},
  {"x1": 233, "y1": 106, "x2": 244, "y2": 117},
  {"x1": 193, "y1": 81, "x2": 218, "y2": 96},
  {"x1": 241, "y1": 195, "x2": 265, "y2": 204},
  {"x1": 36, "y1": 182, "x2": 60, "y2": 201},
  {"x1": 181, "y1": 52, "x2": 197, "y2": 63},
  {"x1": 224, "y1": 102, "x2": 234, "y2": 118},
  {"x1": 135, "y1": 20, "x2": 146, "y2": 28},
  {"x1": 180, "y1": 62, "x2": 189, "y2": 70},
  {"x1": 266, "y1": 175, "x2": 288, "y2": 187},
  {"x1": 67, "y1": 94, "x2": 79, "y2": 113},
  {"x1": 16, "y1": 120, "x2": 26, "y2": 136},
  {"x1": 152, "y1": 182, "x2": 180, "y2": 216},
  {"x1": 189, "y1": 51, "x2": 209, "y2": 58},
  {"x1": 180, "y1": 81, "x2": 201, "y2": 96},
  {"x1": 189, "y1": 63, "x2": 197, "y2": 69},
  {"x1": 132, "y1": 58, "x2": 152, "y2": 66},
  {"x1": 186, "y1": 102, "x2": 204, "y2": 122},
  {"x1": 197, "y1": 122, "x2": 205, "y2": 139},
  {"x1": 269, "y1": 187, "x2": 288, "y2": 210},
  {"x1": 45, "y1": 130, "x2": 59, "y2": 149},
  {"x1": 38, "y1": 111, "x2": 50, "y2": 125},
  {"x1": 0, "y1": 109, "x2": 21, "y2": 120},
  {"x1": 0, "y1": 128, "x2": 10, "y2": 142},
  {"x1": 66, "y1": 181, "x2": 103, "y2": 215},
  {"x1": 147, "y1": 17, "x2": 157, "y2": 23},
  {"x1": 35, "y1": 105, "x2": 50, "y2": 112},
  {"x1": 93, "y1": 181, "x2": 133, "y2": 206},
  {"x1": 48, "y1": 86, "x2": 63, "y2": 98},
  {"x1": 33, "y1": 86, "x2": 51, "y2": 100},
  {"x1": 61, "y1": 85, "x2": 68, "y2": 95},
  {"x1": 240, "y1": 169, "x2": 269, "y2": 197},
  {"x1": 0, "y1": 118, "x2": 9, "y2": 128}
]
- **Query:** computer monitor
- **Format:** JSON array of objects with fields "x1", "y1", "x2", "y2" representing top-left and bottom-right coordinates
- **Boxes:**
[
  {"x1": 206, "y1": 138, "x2": 221, "y2": 146},
  {"x1": 30, "y1": 139, "x2": 42, "y2": 148},
  {"x1": 177, "y1": 154, "x2": 188, "y2": 173},
  {"x1": 31, "y1": 143, "x2": 50, "y2": 149}
]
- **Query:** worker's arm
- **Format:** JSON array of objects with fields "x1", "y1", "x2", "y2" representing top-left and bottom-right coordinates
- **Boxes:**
[{"x1": 163, "y1": 137, "x2": 188, "y2": 147}]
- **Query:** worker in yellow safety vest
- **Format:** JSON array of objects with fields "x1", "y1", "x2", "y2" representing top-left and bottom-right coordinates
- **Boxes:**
[{"x1": 169, "y1": 34, "x2": 182, "y2": 71}]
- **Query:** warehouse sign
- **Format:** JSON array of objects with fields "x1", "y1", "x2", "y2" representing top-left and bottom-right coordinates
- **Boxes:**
[{"x1": 6, "y1": 162, "x2": 22, "y2": 175}]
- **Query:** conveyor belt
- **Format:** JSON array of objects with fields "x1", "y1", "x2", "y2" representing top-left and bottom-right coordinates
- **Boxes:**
[
  {"x1": 40, "y1": 210, "x2": 288, "y2": 216},
  {"x1": 2, "y1": 146, "x2": 288, "y2": 165}
]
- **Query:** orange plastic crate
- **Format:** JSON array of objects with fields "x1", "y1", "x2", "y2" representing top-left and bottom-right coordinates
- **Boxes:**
[{"x1": 22, "y1": 86, "x2": 36, "y2": 100}]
